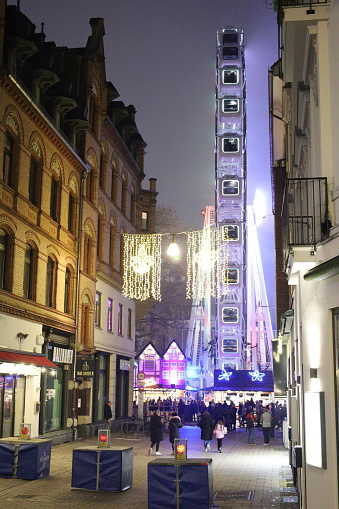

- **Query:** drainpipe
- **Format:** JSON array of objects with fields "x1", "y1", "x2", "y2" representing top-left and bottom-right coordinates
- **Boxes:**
[{"x1": 72, "y1": 163, "x2": 91, "y2": 440}]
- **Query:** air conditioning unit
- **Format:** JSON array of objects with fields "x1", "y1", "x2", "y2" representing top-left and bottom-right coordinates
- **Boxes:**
[{"x1": 36, "y1": 334, "x2": 44, "y2": 345}]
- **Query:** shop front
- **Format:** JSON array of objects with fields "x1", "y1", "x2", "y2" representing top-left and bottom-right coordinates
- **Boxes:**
[{"x1": 0, "y1": 349, "x2": 58, "y2": 439}]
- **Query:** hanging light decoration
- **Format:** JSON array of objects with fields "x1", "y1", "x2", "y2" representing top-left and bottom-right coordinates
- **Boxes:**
[
  {"x1": 123, "y1": 234, "x2": 162, "y2": 301},
  {"x1": 186, "y1": 225, "x2": 229, "y2": 299}
]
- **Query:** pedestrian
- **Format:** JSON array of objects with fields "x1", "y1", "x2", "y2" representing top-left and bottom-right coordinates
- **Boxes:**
[
  {"x1": 246, "y1": 408, "x2": 256, "y2": 445},
  {"x1": 270, "y1": 403, "x2": 276, "y2": 438},
  {"x1": 168, "y1": 412, "x2": 182, "y2": 454},
  {"x1": 213, "y1": 419, "x2": 227, "y2": 452},
  {"x1": 260, "y1": 405, "x2": 272, "y2": 445},
  {"x1": 198, "y1": 410, "x2": 214, "y2": 452},
  {"x1": 149, "y1": 410, "x2": 163, "y2": 455},
  {"x1": 178, "y1": 399, "x2": 186, "y2": 424},
  {"x1": 104, "y1": 401, "x2": 112, "y2": 424}
]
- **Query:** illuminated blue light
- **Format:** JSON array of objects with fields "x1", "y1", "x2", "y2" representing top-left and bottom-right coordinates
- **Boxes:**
[
  {"x1": 248, "y1": 370, "x2": 265, "y2": 382},
  {"x1": 218, "y1": 369, "x2": 233, "y2": 381}
]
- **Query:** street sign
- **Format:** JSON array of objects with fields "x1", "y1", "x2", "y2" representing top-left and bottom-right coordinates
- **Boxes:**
[{"x1": 137, "y1": 372, "x2": 146, "y2": 381}]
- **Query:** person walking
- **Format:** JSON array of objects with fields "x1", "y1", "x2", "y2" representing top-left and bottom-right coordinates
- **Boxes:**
[
  {"x1": 260, "y1": 405, "x2": 272, "y2": 445},
  {"x1": 168, "y1": 412, "x2": 182, "y2": 455},
  {"x1": 198, "y1": 410, "x2": 214, "y2": 452},
  {"x1": 246, "y1": 408, "x2": 256, "y2": 445},
  {"x1": 149, "y1": 410, "x2": 163, "y2": 455},
  {"x1": 213, "y1": 420, "x2": 227, "y2": 453},
  {"x1": 104, "y1": 401, "x2": 112, "y2": 424}
]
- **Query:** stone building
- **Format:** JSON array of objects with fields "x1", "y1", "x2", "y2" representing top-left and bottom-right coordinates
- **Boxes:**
[{"x1": 0, "y1": 3, "x2": 156, "y2": 441}]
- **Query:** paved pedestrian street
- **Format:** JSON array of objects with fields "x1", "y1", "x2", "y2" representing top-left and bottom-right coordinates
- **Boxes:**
[{"x1": 0, "y1": 425, "x2": 299, "y2": 508}]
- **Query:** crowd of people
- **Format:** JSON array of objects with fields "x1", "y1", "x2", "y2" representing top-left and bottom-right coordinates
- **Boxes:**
[{"x1": 147, "y1": 397, "x2": 287, "y2": 454}]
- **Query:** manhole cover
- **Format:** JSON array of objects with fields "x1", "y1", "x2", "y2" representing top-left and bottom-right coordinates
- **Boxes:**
[
  {"x1": 15, "y1": 495, "x2": 37, "y2": 499},
  {"x1": 214, "y1": 490, "x2": 255, "y2": 501}
]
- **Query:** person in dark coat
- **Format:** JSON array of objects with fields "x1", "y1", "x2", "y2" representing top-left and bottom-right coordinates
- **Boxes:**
[
  {"x1": 168, "y1": 412, "x2": 182, "y2": 454},
  {"x1": 104, "y1": 401, "x2": 112, "y2": 423},
  {"x1": 149, "y1": 410, "x2": 163, "y2": 455},
  {"x1": 198, "y1": 410, "x2": 214, "y2": 451}
]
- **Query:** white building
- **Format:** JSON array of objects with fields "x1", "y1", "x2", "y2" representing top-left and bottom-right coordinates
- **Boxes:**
[{"x1": 271, "y1": 1, "x2": 339, "y2": 507}]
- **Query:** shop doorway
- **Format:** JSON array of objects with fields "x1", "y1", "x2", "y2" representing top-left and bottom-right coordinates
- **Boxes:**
[{"x1": 0, "y1": 375, "x2": 25, "y2": 438}]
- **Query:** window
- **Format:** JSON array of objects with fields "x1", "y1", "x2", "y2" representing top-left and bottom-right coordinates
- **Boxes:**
[
  {"x1": 178, "y1": 371, "x2": 185, "y2": 379},
  {"x1": 222, "y1": 307, "x2": 239, "y2": 323},
  {"x1": 127, "y1": 308, "x2": 132, "y2": 338},
  {"x1": 222, "y1": 99, "x2": 239, "y2": 113},
  {"x1": 68, "y1": 191, "x2": 77, "y2": 235},
  {"x1": 222, "y1": 179, "x2": 239, "y2": 195},
  {"x1": 223, "y1": 33, "x2": 237, "y2": 44},
  {"x1": 223, "y1": 224, "x2": 239, "y2": 241},
  {"x1": 23, "y1": 244, "x2": 37, "y2": 300},
  {"x1": 109, "y1": 222, "x2": 116, "y2": 268},
  {"x1": 99, "y1": 154, "x2": 105, "y2": 189},
  {"x1": 222, "y1": 138, "x2": 239, "y2": 153},
  {"x1": 223, "y1": 46, "x2": 238, "y2": 60},
  {"x1": 178, "y1": 362, "x2": 185, "y2": 367},
  {"x1": 222, "y1": 69, "x2": 239, "y2": 84},
  {"x1": 141, "y1": 211, "x2": 148, "y2": 231},
  {"x1": 50, "y1": 174, "x2": 60, "y2": 222},
  {"x1": 118, "y1": 303, "x2": 123, "y2": 335},
  {"x1": 121, "y1": 175, "x2": 127, "y2": 214},
  {"x1": 0, "y1": 228, "x2": 12, "y2": 291},
  {"x1": 85, "y1": 169, "x2": 94, "y2": 203},
  {"x1": 64, "y1": 266, "x2": 74, "y2": 314},
  {"x1": 29, "y1": 156, "x2": 40, "y2": 206},
  {"x1": 224, "y1": 268, "x2": 239, "y2": 285},
  {"x1": 83, "y1": 233, "x2": 93, "y2": 275},
  {"x1": 163, "y1": 371, "x2": 169, "y2": 379},
  {"x1": 97, "y1": 213, "x2": 104, "y2": 258},
  {"x1": 95, "y1": 291, "x2": 101, "y2": 327},
  {"x1": 46, "y1": 256, "x2": 57, "y2": 307},
  {"x1": 107, "y1": 298, "x2": 113, "y2": 332},
  {"x1": 222, "y1": 362, "x2": 237, "y2": 371},
  {"x1": 145, "y1": 360, "x2": 155, "y2": 371},
  {"x1": 222, "y1": 338, "x2": 238, "y2": 353},
  {"x1": 171, "y1": 362, "x2": 177, "y2": 367},
  {"x1": 163, "y1": 362, "x2": 169, "y2": 367},
  {"x1": 2, "y1": 133, "x2": 14, "y2": 187},
  {"x1": 81, "y1": 300, "x2": 91, "y2": 346}
]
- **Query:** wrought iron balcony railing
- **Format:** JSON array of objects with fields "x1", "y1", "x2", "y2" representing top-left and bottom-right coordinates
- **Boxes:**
[
  {"x1": 282, "y1": 178, "x2": 329, "y2": 256},
  {"x1": 276, "y1": 0, "x2": 328, "y2": 7}
]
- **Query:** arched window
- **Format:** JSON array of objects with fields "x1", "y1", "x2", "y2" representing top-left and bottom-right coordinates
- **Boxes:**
[
  {"x1": 64, "y1": 265, "x2": 75, "y2": 314},
  {"x1": 85, "y1": 166, "x2": 95, "y2": 203},
  {"x1": 50, "y1": 172, "x2": 61, "y2": 222},
  {"x1": 109, "y1": 219, "x2": 116, "y2": 269},
  {"x1": 29, "y1": 155, "x2": 42, "y2": 207},
  {"x1": 119, "y1": 229, "x2": 125, "y2": 274},
  {"x1": 121, "y1": 174, "x2": 127, "y2": 214},
  {"x1": 0, "y1": 228, "x2": 13, "y2": 291},
  {"x1": 111, "y1": 158, "x2": 118, "y2": 202},
  {"x1": 68, "y1": 190, "x2": 77, "y2": 235},
  {"x1": 46, "y1": 256, "x2": 57, "y2": 308},
  {"x1": 130, "y1": 189, "x2": 136, "y2": 225},
  {"x1": 97, "y1": 209, "x2": 104, "y2": 259},
  {"x1": 81, "y1": 295, "x2": 91, "y2": 347},
  {"x1": 2, "y1": 132, "x2": 16, "y2": 188},
  {"x1": 23, "y1": 243, "x2": 37, "y2": 300},
  {"x1": 83, "y1": 232, "x2": 94, "y2": 275}
]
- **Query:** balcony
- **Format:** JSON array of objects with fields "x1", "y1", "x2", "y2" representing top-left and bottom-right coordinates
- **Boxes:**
[
  {"x1": 276, "y1": 0, "x2": 328, "y2": 7},
  {"x1": 282, "y1": 177, "x2": 329, "y2": 255}
]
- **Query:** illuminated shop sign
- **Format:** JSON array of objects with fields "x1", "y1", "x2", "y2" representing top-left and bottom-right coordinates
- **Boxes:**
[{"x1": 214, "y1": 370, "x2": 274, "y2": 392}]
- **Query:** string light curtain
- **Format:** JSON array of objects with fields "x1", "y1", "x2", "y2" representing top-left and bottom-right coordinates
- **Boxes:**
[
  {"x1": 186, "y1": 225, "x2": 229, "y2": 299},
  {"x1": 123, "y1": 234, "x2": 162, "y2": 301}
]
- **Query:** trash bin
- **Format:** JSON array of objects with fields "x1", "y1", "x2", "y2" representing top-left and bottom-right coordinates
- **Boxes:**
[
  {"x1": 148, "y1": 458, "x2": 213, "y2": 509},
  {"x1": 71, "y1": 446, "x2": 133, "y2": 491}
]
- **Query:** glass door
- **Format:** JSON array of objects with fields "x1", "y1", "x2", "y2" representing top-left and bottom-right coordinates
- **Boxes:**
[{"x1": 0, "y1": 375, "x2": 15, "y2": 438}]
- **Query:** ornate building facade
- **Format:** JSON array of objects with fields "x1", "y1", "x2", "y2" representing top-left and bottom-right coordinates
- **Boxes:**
[{"x1": 0, "y1": 3, "x2": 156, "y2": 441}]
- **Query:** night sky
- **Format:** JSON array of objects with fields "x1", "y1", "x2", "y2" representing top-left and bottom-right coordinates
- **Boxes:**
[{"x1": 9, "y1": 0, "x2": 278, "y2": 323}]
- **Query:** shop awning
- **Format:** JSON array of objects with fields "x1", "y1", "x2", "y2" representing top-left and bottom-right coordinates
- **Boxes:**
[{"x1": 0, "y1": 350, "x2": 58, "y2": 368}]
